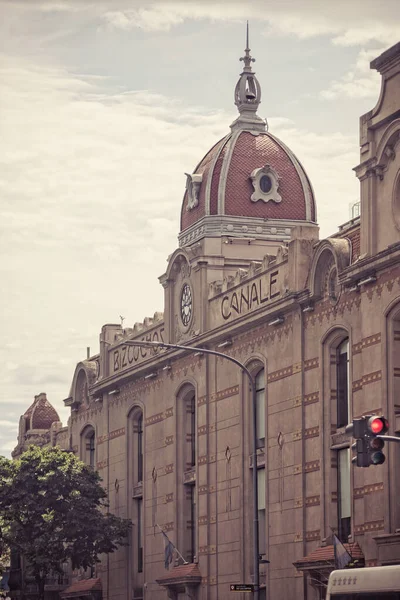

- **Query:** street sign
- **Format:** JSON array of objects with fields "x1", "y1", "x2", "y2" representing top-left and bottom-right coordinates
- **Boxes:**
[{"x1": 230, "y1": 584, "x2": 254, "y2": 592}]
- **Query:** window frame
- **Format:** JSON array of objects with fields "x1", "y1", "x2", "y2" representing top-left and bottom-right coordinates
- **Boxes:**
[
  {"x1": 255, "y1": 368, "x2": 266, "y2": 447},
  {"x1": 81, "y1": 425, "x2": 96, "y2": 468},
  {"x1": 336, "y1": 338, "x2": 350, "y2": 429},
  {"x1": 337, "y1": 447, "x2": 351, "y2": 543}
]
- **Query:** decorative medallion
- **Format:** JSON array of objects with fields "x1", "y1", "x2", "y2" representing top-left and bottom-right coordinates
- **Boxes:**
[
  {"x1": 250, "y1": 164, "x2": 281, "y2": 204},
  {"x1": 180, "y1": 283, "x2": 193, "y2": 327}
]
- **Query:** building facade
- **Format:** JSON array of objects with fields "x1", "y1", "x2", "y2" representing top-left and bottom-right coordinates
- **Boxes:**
[{"x1": 11, "y1": 40, "x2": 400, "y2": 600}]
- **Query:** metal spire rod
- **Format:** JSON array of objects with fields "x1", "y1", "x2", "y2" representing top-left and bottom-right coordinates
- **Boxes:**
[{"x1": 240, "y1": 21, "x2": 255, "y2": 71}]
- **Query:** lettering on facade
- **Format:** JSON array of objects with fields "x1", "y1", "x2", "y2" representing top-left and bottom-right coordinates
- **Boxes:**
[
  {"x1": 220, "y1": 270, "x2": 280, "y2": 322},
  {"x1": 111, "y1": 326, "x2": 165, "y2": 374}
]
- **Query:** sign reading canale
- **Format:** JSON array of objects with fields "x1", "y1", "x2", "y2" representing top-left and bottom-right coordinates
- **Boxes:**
[
  {"x1": 218, "y1": 269, "x2": 281, "y2": 324},
  {"x1": 110, "y1": 325, "x2": 165, "y2": 374}
]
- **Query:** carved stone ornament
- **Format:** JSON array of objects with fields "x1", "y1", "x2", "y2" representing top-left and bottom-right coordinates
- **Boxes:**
[
  {"x1": 185, "y1": 173, "x2": 202, "y2": 210},
  {"x1": 250, "y1": 164, "x2": 281, "y2": 204}
]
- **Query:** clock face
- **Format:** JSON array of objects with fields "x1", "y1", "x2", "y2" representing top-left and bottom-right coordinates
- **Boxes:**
[{"x1": 180, "y1": 283, "x2": 193, "y2": 327}]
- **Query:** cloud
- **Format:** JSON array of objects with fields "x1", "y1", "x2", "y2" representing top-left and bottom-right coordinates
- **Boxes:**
[
  {"x1": 0, "y1": 420, "x2": 18, "y2": 430},
  {"x1": 1, "y1": 0, "x2": 399, "y2": 46},
  {"x1": 102, "y1": 7, "x2": 185, "y2": 32},
  {"x1": 321, "y1": 47, "x2": 384, "y2": 100},
  {"x1": 96, "y1": 1, "x2": 399, "y2": 47}
]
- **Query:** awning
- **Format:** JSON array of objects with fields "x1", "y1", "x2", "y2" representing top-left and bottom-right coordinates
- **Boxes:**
[
  {"x1": 60, "y1": 578, "x2": 102, "y2": 598},
  {"x1": 294, "y1": 543, "x2": 364, "y2": 571},
  {"x1": 156, "y1": 563, "x2": 202, "y2": 586}
]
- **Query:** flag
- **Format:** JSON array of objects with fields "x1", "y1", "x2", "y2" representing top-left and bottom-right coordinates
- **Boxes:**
[
  {"x1": 161, "y1": 528, "x2": 175, "y2": 570},
  {"x1": 333, "y1": 534, "x2": 352, "y2": 569}
]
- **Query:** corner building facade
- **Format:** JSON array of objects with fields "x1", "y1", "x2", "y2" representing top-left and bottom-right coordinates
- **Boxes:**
[{"x1": 13, "y1": 41, "x2": 400, "y2": 600}]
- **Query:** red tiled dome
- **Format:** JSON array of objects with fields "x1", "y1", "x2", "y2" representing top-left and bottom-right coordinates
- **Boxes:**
[
  {"x1": 24, "y1": 393, "x2": 60, "y2": 430},
  {"x1": 180, "y1": 129, "x2": 316, "y2": 234}
]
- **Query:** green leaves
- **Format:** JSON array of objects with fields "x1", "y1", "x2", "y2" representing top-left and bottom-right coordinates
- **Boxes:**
[{"x1": 0, "y1": 445, "x2": 131, "y2": 592}]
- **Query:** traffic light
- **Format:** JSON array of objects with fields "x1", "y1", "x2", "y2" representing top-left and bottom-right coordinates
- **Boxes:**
[
  {"x1": 345, "y1": 415, "x2": 388, "y2": 467},
  {"x1": 367, "y1": 416, "x2": 388, "y2": 465}
]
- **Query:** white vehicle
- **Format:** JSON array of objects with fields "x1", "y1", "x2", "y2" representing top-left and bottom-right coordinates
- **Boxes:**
[{"x1": 326, "y1": 565, "x2": 400, "y2": 599}]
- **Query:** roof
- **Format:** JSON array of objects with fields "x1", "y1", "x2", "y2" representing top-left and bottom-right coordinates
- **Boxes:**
[
  {"x1": 180, "y1": 129, "x2": 316, "y2": 235},
  {"x1": 294, "y1": 543, "x2": 364, "y2": 570},
  {"x1": 24, "y1": 393, "x2": 60, "y2": 430},
  {"x1": 156, "y1": 563, "x2": 202, "y2": 585},
  {"x1": 61, "y1": 578, "x2": 102, "y2": 597}
]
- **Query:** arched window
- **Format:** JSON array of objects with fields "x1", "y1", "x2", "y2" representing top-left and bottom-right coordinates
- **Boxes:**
[
  {"x1": 177, "y1": 385, "x2": 197, "y2": 563},
  {"x1": 323, "y1": 330, "x2": 352, "y2": 544},
  {"x1": 336, "y1": 338, "x2": 350, "y2": 429},
  {"x1": 88, "y1": 431, "x2": 95, "y2": 468},
  {"x1": 130, "y1": 410, "x2": 144, "y2": 486},
  {"x1": 128, "y1": 408, "x2": 144, "y2": 583},
  {"x1": 255, "y1": 368, "x2": 265, "y2": 446},
  {"x1": 246, "y1": 362, "x2": 267, "y2": 567},
  {"x1": 81, "y1": 426, "x2": 95, "y2": 468},
  {"x1": 137, "y1": 415, "x2": 143, "y2": 483}
]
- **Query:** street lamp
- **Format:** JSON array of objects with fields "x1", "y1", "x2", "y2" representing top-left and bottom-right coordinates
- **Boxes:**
[{"x1": 122, "y1": 338, "x2": 261, "y2": 599}]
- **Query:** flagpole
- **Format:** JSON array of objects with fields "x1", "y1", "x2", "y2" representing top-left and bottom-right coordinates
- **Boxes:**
[{"x1": 156, "y1": 523, "x2": 188, "y2": 565}]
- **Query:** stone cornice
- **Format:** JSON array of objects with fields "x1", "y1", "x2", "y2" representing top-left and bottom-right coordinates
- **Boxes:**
[
  {"x1": 179, "y1": 214, "x2": 318, "y2": 247},
  {"x1": 339, "y1": 242, "x2": 400, "y2": 285}
]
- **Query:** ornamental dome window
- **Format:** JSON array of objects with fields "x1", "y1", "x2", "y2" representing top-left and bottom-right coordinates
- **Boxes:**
[{"x1": 250, "y1": 165, "x2": 281, "y2": 204}]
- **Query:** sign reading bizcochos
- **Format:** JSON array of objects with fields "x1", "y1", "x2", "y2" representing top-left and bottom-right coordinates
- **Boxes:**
[
  {"x1": 110, "y1": 324, "x2": 165, "y2": 374},
  {"x1": 211, "y1": 268, "x2": 282, "y2": 327}
]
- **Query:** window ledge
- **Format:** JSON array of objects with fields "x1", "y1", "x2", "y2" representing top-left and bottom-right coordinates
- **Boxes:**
[
  {"x1": 133, "y1": 481, "x2": 143, "y2": 498},
  {"x1": 183, "y1": 468, "x2": 196, "y2": 485},
  {"x1": 331, "y1": 430, "x2": 351, "y2": 448},
  {"x1": 249, "y1": 448, "x2": 265, "y2": 469}
]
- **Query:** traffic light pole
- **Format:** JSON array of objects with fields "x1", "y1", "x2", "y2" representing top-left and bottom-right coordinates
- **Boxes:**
[
  {"x1": 122, "y1": 339, "x2": 261, "y2": 600},
  {"x1": 377, "y1": 436, "x2": 400, "y2": 443}
]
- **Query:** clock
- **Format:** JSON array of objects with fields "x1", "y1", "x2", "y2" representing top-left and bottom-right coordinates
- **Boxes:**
[{"x1": 180, "y1": 283, "x2": 193, "y2": 326}]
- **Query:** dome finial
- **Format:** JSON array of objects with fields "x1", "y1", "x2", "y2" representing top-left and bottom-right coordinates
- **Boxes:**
[{"x1": 231, "y1": 22, "x2": 266, "y2": 133}]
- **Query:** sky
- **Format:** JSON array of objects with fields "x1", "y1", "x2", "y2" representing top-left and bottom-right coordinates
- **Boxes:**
[{"x1": 0, "y1": 0, "x2": 399, "y2": 457}]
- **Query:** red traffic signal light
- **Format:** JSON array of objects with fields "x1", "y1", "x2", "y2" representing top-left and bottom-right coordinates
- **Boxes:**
[
  {"x1": 346, "y1": 415, "x2": 389, "y2": 467},
  {"x1": 367, "y1": 416, "x2": 388, "y2": 465},
  {"x1": 368, "y1": 416, "x2": 389, "y2": 435}
]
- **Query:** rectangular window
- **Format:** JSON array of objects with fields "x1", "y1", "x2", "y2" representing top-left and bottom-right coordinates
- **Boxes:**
[
  {"x1": 255, "y1": 369, "x2": 265, "y2": 445},
  {"x1": 85, "y1": 432, "x2": 95, "y2": 468},
  {"x1": 189, "y1": 486, "x2": 197, "y2": 563},
  {"x1": 337, "y1": 340, "x2": 349, "y2": 428},
  {"x1": 137, "y1": 416, "x2": 143, "y2": 483},
  {"x1": 190, "y1": 396, "x2": 196, "y2": 467},
  {"x1": 137, "y1": 498, "x2": 143, "y2": 573},
  {"x1": 338, "y1": 448, "x2": 351, "y2": 543},
  {"x1": 258, "y1": 468, "x2": 266, "y2": 556}
]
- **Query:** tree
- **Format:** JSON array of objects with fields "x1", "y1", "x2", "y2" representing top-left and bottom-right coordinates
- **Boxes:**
[
  {"x1": 0, "y1": 535, "x2": 10, "y2": 577},
  {"x1": 0, "y1": 446, "x2": 131, "y2": 600}
]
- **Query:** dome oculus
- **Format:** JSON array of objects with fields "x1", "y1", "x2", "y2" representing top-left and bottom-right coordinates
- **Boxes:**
[
  {"x1": 180, "y1": 283, "x2": 193, "y2": 326},
  {"x1": 260, "y1": 175, "x2": 272, "y2": 193},
  {"x1": 250, "y1": 164, "x2": 282, "y2": 204}
]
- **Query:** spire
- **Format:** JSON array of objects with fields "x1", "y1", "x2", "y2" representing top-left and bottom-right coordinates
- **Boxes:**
[
  {"x1": 240, "y1": 21, "x2": 255, "y2": 71},
  {"x1": 231, "y1": 22, "x2": 266, "y2": 133}
]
